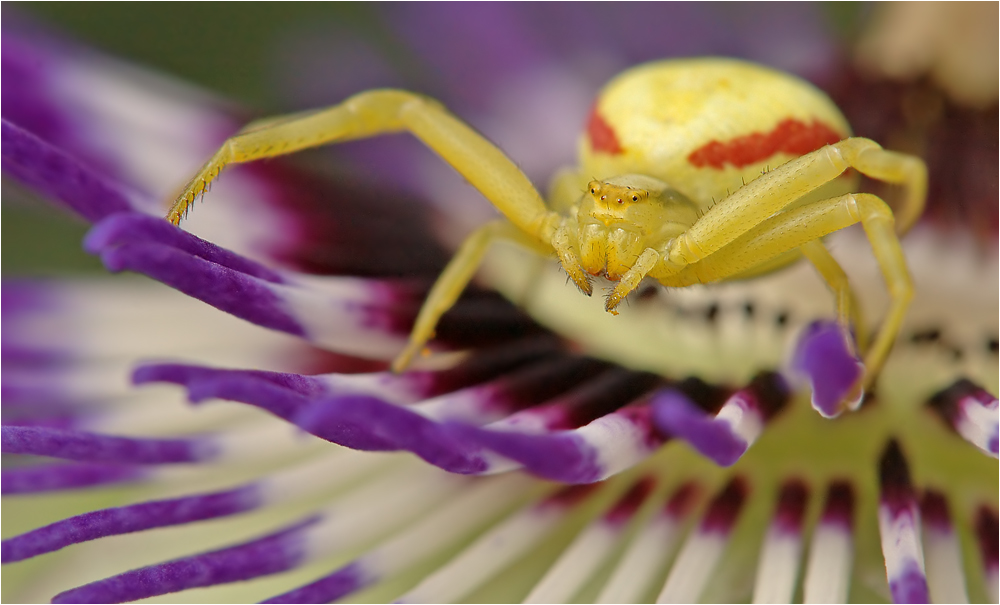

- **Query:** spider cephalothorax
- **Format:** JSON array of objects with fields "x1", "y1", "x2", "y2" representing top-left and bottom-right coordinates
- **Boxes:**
[
  {"x1": 167, "y1": 58, "x2": 926, "y2": 412},
  {"x1": 566, "y1": 176, "x2": 699, "y2": 286}
]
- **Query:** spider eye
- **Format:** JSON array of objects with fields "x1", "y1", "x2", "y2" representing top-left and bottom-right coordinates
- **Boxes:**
[
  {"x1": 590, "y1": 188, "x2": 596, "y2": 194},
  {"x1": 632, "y1": 195, "x2": 638, "y2": 201}
]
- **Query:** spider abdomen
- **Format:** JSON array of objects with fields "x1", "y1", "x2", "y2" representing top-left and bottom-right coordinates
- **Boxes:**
[{"x1": 580, "y1": 58, "x2": 851, "y2": 211}]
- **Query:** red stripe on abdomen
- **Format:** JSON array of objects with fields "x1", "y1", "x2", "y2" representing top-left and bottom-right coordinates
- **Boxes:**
[
  {"x1": 586, "y1": 106, "x2": 624, "y2": 155},
  {"x1": 688, "y1": 118, "x2": 843, "y2": 169}
]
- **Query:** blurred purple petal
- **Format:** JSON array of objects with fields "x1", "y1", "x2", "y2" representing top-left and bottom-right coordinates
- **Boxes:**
[
  {"x1": 383, "y1": 4, "x2": 552, "y2": 110},
  {"x1": 1, "y1": 120, "x2": 141, "y2": 221},
  {"x1": 2, "y1": 30, "x2": 71, "y2": 146}
]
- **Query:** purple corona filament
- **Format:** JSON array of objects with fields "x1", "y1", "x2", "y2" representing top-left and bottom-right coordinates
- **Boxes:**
[
  {"x1": 264, "y1": 474, "x2": 546, "y2": 604},
  {"x1": 598, "y1": 481, "x2": 702, "y2": 603},
  {"x1": 651, "y1": 371, "x2": 788, "y2": 466},
  {"x1": 792, "y1": 321, "x2": 864, "y2": 417},
  {"x1": 400, "y1": 483, "x2": 602, "y2": 603},
  {"x1": 448, "y1": 401, "x2": 666, "y2": 483},
  {"x1": 524, "y1": 476, "x2": 657, "y2": 603},
  {"x1": 752, "y1": 480, "x2": 809, "y2": 603},
  {"x1": 919, "y1": 490, "x2": 969, "y2": 603},
  {"x1": 802, "y1": 480, "x2": 856, "y2": 603},
  {"x1": 877, "y1": 440, "x2": 930, "y2": 604},
  {"x1": 974, "y1": 506, "x2": 998, "y2": 603},
  {"x1": 2, "y1": 485, "x2": 261, "y2": 563},
  {"x1": 1, "y1": 462, "x2": 147, "y2": 495},
  {"x1": 928, "y1": 378, "x2": 999, "y2": 457},
  {"x1": 51, "y1": 518, "x2": 319, "y2": 604},
  {"x1": 657, "y1": 477, "x2": 749, "y2": 602},
  {"x1": 1, "y1": 425, "x2": 216, "y2": 464}
]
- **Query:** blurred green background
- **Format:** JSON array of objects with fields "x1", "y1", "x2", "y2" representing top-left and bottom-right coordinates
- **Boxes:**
[
  {"x1": 2, "y1": 2, "x2": 863, "y2": 276},
  {"x1": 3, "y1": 3, "x2": 393, "y2": 275}
]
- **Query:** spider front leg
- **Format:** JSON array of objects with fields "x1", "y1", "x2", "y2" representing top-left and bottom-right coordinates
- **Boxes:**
[
  {"x1": 663, "y1": 137, "x2": 926, "y2": 268},
  {"x1": 799, "y1": 240, "x2": 869, "y2": 352},
  {"x1": 551, "y1": 221, "x2": 594, "y2": 296},
  {"x1": 649, "y1": 137, "x2": 923, "y2": 395},
  {"x1": 605, "y1": 248, "x2": 659, "y2": 312},
  {"x1": 168, "y1": 89, "x2": 557, "y2": 239},
  {"x1": 392, "y1": 220, "x2": 552, "y2": 372},
  {"x1": 166, "y1": 89, "x2": 564, "y2": 371}
]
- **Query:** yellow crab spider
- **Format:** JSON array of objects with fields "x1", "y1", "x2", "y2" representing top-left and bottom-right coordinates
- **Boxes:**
[{"x1": 167, "y1": 58, "x2": 926, "y2": 398}]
